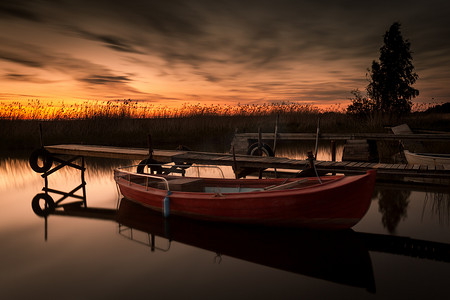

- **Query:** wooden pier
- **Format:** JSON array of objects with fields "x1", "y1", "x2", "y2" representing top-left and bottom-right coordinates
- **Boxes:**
[
  {"x1": 44, "y1": 144, "x2": 450, "y2": 180},
  {"x1": 231, "y1": 131, "x2": 450, "y2": 159}
]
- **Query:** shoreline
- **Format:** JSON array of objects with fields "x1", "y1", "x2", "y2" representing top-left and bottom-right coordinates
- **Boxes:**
[{"x1": 1, "y1": 112, "x2": 449, "y2": 157}]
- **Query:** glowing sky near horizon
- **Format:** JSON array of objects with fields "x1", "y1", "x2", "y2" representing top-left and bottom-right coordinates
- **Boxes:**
[{"x1": 1, "y1": 0, "x2": 449, "y2": 108}]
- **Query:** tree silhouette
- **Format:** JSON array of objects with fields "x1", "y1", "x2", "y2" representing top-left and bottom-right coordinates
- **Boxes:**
[{"x1": 348, "y1": 22, "x2": 419, "y2": 115}]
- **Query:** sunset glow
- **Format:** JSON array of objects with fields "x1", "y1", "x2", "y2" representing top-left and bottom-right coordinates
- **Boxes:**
[{"x1": 1, "y1": 1, "x2": 449, "y2": 114}]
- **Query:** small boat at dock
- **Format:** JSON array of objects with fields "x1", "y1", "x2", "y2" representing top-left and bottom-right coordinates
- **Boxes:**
[
  {"x1": 403, "y1": 150, "x2": 450, "y2": 166},
  {"x1": 114, "y1": 167, "x2": 376, "y2": 230}
]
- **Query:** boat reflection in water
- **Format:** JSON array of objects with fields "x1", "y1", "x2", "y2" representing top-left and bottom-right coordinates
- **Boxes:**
[{"x1": 116, "y1": 198, "x2": 377, "y2": 293}]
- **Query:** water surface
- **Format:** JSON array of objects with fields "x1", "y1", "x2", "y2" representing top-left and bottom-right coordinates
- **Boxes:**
[{"x1": 1, "y1": 150, "x2": 449, "y2": 299}]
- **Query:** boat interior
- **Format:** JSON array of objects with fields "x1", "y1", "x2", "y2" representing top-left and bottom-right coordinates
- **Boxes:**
[{"x1": 116, "y1": 171, "x2": 330, "y2": 194}]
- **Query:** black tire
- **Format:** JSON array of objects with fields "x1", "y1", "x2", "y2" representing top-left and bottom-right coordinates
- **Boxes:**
[
  {"x1": 31, "y1": 193, "x2": 55, "y2": 217},
  {"x1": 247, "y1": 143, "x2": 275, "y2": 157},
  {"x1": 29, "y1": 148, "x2": 53, "y2": 173},
  {"x1": 137, "y1": 158, "x2": 163, "y2": 174}
]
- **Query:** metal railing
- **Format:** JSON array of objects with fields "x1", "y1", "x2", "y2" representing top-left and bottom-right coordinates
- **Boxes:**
[{"x1": 115, "y1": 164, "x2": 226, "y2": 191}]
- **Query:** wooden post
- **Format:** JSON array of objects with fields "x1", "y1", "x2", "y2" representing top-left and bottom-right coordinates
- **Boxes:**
[
  {"x1": 273, "y1": 114, "x2": 279, "y2": 178},
  {"x1": 81, "y1": 156, "x2": 87, "y2": 207},
  {"x1": 147, "y1": 134, "x2": 153, "y2": 158},
  {"x1": 307, "y1": 151, "x2": 314, "y2": 168},
  {"x1": 331, "y1": 140, "x2": 336, "y2": 162},
  {"x1": 273, "y1": 114, "x2": 279, "y2": 155},
  {"x1": 39, "y1": 123, "x2": 43, "y2": 148},
  {"x1": 232, "y1": 145, "x2": 238, "y2": 179},
  {"x1": 258, "y1": 127, "x2": 263, "y2": 179},
  {"x1": 151, "y1": 234, "x2": 155, "y2": 252},
  {"x1": 44, "y1": 216, "x2": 48, "y2": 241},
  {"x1": 314, "y1": 118, "x2": 320, "y2": 159},
  {"x1": 257, "y1": 127, "x2": 262, "y2": 156}
]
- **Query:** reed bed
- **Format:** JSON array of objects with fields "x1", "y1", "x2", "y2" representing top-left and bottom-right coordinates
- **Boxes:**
[
  {"x1": 1, "y1": 100, "x2": 449, "y2": 155},
  {"x1": 0, "y1": 100, "x2": 324, "y2": 120}
]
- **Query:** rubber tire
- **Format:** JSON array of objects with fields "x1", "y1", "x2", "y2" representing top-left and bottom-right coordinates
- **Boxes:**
[
  {"x1": 29, "y1": 148, "x2": 53, "y2": 173},
  {"x1": 247, "y1": 143, "x2": 275, "y2": 157},
  {"x1": 31, "y1": 193, "x2": 55, "y2": 217},
  {"x1": 137, "y1": 158, "x2": 163, "y2": 174}
]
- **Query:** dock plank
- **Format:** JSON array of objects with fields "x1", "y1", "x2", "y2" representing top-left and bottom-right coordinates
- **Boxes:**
[{"x1": 318, "y1": 161, "x2": 336, "y2": 167}]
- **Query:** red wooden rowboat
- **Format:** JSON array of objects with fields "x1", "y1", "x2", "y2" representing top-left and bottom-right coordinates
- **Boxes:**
[{"x1": 114, "y1": 168, "x2": 376, "y2": 229}]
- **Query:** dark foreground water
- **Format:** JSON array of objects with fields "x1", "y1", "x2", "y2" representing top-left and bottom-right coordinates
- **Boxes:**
[{"x1": 1, "y1": 151, "x2": 449, "y2": 300}]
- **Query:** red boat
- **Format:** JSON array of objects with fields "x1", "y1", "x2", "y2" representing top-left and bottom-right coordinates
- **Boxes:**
[{"x1": 114, "y1": 168, "x2": 376, "y2": 229}]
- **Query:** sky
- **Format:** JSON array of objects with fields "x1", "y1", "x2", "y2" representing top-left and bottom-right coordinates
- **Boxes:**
[{"x1": 1, "y1": 0, "x2": 449, "y2": 108}]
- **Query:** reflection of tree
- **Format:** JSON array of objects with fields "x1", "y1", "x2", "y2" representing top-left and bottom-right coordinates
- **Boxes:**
[
  {"x1": 377, "y1": 189, "x2": 411, "y2": 233},
  {"x1": 424, "y1": 192, "x2": 450, "y2": 226}
]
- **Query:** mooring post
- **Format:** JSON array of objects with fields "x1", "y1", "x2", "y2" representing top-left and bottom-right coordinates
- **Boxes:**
[
  {"x1": 45, "y1": 216, "x2": 48, "y2": 241},
  {"x1": 39, "y1": 123, "x2": 44, "y2": 148},
  {"x1": 273, "y1": 114, "x2": 279, "y2": 155},
  {"x1": 232, "y1": 145, "x2": 239, "y2": 179},
  {"x1": 151, "y1": 234, "x2": 155, "y2": 252},
  {"x1": 147, "y1": 134, "x2": 153, "y2": 159},
  {"x1": 273, "y1": 114, "x2": 279, "y2": 178},
  {"x1": 331, "y1": 140, "x2": 336, "y2": 162},
  {"x1": 314, "y1": 118, "x2": 320, "y2": 159},
  {"x1": 257, "y1": 127, "x2": 262, "y2": 156},
  {"x1": 257, "y1": 127, "x2": 263, "y2": 179},
  {"x1": 81, "y1": 156, "x2": 87, "y2": 207}
]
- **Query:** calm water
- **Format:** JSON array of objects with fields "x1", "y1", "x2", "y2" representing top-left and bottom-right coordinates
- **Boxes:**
[{"x1": 1, "y1": 149, "x2": 449, "y2": 300}]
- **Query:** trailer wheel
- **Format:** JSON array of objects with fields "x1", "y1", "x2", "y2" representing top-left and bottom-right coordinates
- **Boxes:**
[
  {"x1": 31, "y1": 193, "x2": 55, "y2": 217},
  {"x1": 29, "y1": 148, "x2": 53, "y2": 173},
  {"x1": 247, "y1": 143, "x2": 275, "y2": 157}
]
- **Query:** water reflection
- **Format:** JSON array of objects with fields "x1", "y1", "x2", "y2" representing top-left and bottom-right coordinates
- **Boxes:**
[
  {"x1": 42, "y1": 196, "x2": 377, "y2": 293},
  {"x1": 274, "y1": 142, "x2": 344, "y2": 161},
  {"x1": 373, "y1": 182, "x2": 450, "y2": 233},
  {"x1": 376, "y1": 188, "x2": 411, "y2": 234},
  {"x1": 423, "y1": 192, "x2": 450, "y2": 226},
  {"x1": 35, "y1": 194, "x2": 450, "y2": 296},
  {"x1": 4, "y1": 149, "x2": 450, "y2": 299}
]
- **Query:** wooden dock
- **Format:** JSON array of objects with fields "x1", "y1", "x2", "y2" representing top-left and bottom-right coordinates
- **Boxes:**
[
  {"x1": 232, "y1": 131, "x2": 450, "y2": 155},
  {"x1": 44, "y1": 144, "x2": 450, "y2": 180}
]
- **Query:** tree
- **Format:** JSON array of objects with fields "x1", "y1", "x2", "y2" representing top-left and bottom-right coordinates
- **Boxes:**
[
  {"x1": 346, "y1": 89, "x2": 374, "y2": 115},
  {"x1": 348, "y1": 22, "x2": 419, "y2": 115}
]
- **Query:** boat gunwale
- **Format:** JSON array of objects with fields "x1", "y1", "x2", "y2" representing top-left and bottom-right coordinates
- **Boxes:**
[
  {"x1": 114, "y1": 168, "x2": 375, "y2": 198},
  {"x1": 404, "y1": 150, "x2": 450, "y2": 159}
]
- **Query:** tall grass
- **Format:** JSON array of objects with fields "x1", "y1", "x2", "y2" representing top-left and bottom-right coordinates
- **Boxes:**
[
  {"x1": 0, "y1": 100, "x2": 324, "y2": 120},
  {"x1": 1, "y1": 100, "x2": 448, "y2": 155}
]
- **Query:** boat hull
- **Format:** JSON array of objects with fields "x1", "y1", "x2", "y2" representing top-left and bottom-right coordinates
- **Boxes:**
[
  {"x1": 115, "y1": 170, "x2": 377, "y2": 229},
  {"x1": 404, "y1": 150, "x2": 450, "y2": 166}
]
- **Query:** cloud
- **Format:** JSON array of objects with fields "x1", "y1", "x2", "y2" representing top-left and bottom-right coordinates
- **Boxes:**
[
  {"x1": 0, "y1": 41, "x2": 146, "y2": 98},
  {"x1": 3, "y1": 73, "x2": 53, "y2": 84},
  {"x1": 79, "y1": 75, "x2": 132, "y2": 85},
  {"x1": 0, "y1": 50, "x2": 43, "y2": 68},
  {"x1": 1, "y1": 0, "x2": 450, "y2": 104},
  {"x1": 66, "y1": 27, "x2": 144, "y2": 54},
  {"x1": 0, "y1": 1, "x2": 42, "y2": 22}
]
